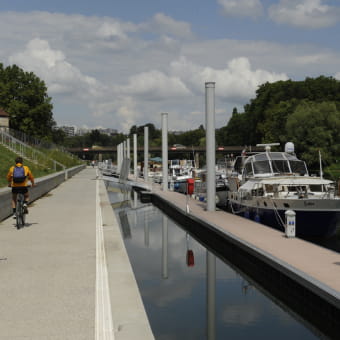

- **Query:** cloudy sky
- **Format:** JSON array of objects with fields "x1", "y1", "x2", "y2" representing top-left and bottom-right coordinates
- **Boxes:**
[{"x1": 1, "y1": 0, "x2": 340, "y2": 133}]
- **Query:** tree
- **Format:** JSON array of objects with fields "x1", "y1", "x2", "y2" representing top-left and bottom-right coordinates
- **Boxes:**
[
  {"x1": 242, "y1": 76, "x2": 340, "y2": 145},
  {"x1": 286, "y1": 101, "x2": 340, "y2": 169},
  {"x1": 51, "y1": 128, "x2": 67, "y2": 145},
  {"x1": 217, "y1": 111, "x2": 248, "y2": 146},
  {"x1": 0, "y1": 63, "x2": 55, "y2": 140}
]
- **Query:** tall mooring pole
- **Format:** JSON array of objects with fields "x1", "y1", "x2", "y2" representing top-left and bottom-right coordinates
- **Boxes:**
[
  {"x1": 162, "y1": 112, "x2": 168, "y2": 191},
  {"x1": 144, "y1": 126, "x2": 149, "y2": 181},
  {"x1": 205, "y1": 82, "x2": 216, "y2": 211},
  {"x1": 133, "y1": 133, "x2": 137, "y2": 179}
]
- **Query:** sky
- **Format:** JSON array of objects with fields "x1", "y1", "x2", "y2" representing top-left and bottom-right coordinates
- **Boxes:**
[{"x1": 1, "y1": 0, "x2": 340, "y2": 133}]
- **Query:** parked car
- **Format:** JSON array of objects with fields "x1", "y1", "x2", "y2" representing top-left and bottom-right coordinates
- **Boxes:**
[{"x1": 172, "y1": 144, "x2": 186, "y2": 149}]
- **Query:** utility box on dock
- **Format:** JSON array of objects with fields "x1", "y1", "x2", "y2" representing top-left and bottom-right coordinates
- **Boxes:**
[{"x1": 285, "y1": 210, "x2": 296, "y2": 238}]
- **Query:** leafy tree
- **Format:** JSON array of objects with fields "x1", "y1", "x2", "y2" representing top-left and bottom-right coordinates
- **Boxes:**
[
  {"x1": 217, "y1": 110, "x2": 248, "y2": 146},
  {"x1": 286, "y1": 101, "x2": 340, "y2": 169},
  {"x1": 242, "y1": 76, "x2": 340, "y2": 145},
  {"x1": 0, "y1": 63, "x2": 55, "y2": 140},
  {"x1": 259, "y1": 99, "x2": 297, "y2": 143},
  {"x1": 51, "y1": 128, "x2": 67, "y2": 145}
]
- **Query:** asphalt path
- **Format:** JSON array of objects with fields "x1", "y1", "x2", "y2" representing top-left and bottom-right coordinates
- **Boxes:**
[
  {"x1": 0, "y1": 167, "x2": 154, "y2": 340},
  {"x1": 0, "y1": 168, "x2": 97, "y2": 339}
]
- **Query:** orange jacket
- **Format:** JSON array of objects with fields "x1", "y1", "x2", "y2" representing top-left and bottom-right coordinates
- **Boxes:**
[{"x1": 7, "y1": 163, "x2": 35, "y2": 187}]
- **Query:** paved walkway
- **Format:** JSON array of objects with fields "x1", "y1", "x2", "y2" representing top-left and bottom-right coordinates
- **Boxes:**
[{"x1": 0, "y1": 168, "x2": 154, "y2": 340}]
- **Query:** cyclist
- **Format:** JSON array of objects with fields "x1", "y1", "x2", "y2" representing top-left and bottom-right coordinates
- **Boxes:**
[{"x1": 7, "y1": 156, "x2": 35, "y2": 217}]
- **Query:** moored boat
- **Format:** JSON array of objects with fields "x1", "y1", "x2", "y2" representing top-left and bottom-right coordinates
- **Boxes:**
[{"x1": 227, "y1": 143, "x2": 340, "y2": 237}]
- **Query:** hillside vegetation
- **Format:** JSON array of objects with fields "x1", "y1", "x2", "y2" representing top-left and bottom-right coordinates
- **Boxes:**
[{"x1": 0, "y1": 144, "x2": 82, "y2": 188}]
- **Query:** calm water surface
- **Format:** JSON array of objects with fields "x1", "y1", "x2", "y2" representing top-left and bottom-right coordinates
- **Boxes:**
[{"x1": 107, "y1": 182, "x2": 324, "y2": 340}]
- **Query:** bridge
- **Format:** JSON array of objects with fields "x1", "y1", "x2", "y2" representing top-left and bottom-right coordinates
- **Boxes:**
[{"x1": 67, "y1": 145, "x2": 262, "y2": 160}]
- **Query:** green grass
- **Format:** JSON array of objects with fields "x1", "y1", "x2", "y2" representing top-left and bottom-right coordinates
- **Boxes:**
[
  {"x1": 36, "y1": 147, "x2": 83, "y2": 168},
  {"x1": 0, "y1": 144, "x2": 82, "y2": 188}
]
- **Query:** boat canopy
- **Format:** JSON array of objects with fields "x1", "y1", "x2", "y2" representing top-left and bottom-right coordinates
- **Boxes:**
[{"x1": 243, "y1": 152, "x2": 308, "y2": 177}]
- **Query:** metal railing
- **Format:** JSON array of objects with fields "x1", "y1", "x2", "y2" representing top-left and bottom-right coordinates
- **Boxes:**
[{"x1": 0, "y1": 128, "x2": 66, "y2": 172}]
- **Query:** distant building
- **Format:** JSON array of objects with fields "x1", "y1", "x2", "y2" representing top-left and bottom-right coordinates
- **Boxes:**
[
  {"x1": 76, "y1": 127, "x2": 89, "y2": 136},
  {"x1": 59, "y1": 126, "x2": 75, "y2": 137},
  {"x1": 171, "y1": 130, "x2": 184, "y2": 136},
  {"x1": 59, "y1": 126, "x2": 118, "y2": 136},
  {"x1": 98, "y1": 128, "x2": 118, "y2": 136},
  {"x1": 0, "y1": 108, "x2": 9, "y2": 128}
]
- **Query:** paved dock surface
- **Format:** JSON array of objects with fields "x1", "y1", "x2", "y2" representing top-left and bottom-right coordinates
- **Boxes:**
[{"x1": 0, "y1": 168, "x2": 154, "y2": 340}]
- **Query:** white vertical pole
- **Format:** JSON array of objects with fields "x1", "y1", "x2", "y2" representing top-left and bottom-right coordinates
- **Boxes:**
[
  {"x1": 120, "y1": 143, "x2": 124, "y2": 169},
  {"x1": 127, "y1": 138, "x2": 130, "y2": 176},
  {"x1": 319, "y1": 150, "x2": 323, "y2": 179},
  {"x1": 117, "y1": 144, "x2": 121, "y2": 171},
  {"x1": 205, "y1": 82, "x2": 216, "y2": 211},
  {"x1": 127, "y1": 138, "x2": 130, "y2": 159},
  {"x1": 162, "y1": 113, "x2": 168, "y2": 191},
  {"x1": 133, "y1": 134, "x2": 138, "y2": 179},
  {"x1": 123, "y1": 140, "x2": 127, "y2": 159},
  {"x1": 144, "y1": 126, "x2": 149, "y2": 181}
]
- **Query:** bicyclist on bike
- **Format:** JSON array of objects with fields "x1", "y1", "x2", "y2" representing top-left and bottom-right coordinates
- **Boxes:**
[{"x1": 7, "y1": 157, "x2": 35, "y2": 217}]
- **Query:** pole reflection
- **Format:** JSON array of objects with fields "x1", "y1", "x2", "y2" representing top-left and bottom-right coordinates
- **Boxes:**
[
  {"x1": 162, "y1": 215, "x2": 168, "y2": 279},
  {"x1": 207, "y1": 250, "x2": 216, "y2": 340}
]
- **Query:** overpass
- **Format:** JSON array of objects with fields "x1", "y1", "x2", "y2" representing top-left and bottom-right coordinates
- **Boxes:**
[{"x1": 67, "y1": 145, "x2": 262, "y2": 160}]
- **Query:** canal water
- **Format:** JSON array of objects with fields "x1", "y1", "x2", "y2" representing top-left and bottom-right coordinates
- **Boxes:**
[{"x1": 106, "y1": 181, "x2": 324, "y2": 340}]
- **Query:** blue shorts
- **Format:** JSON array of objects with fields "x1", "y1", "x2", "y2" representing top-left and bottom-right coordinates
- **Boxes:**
[{"x1": 12, "y1": 187, "x2": 28, "y2": 194}]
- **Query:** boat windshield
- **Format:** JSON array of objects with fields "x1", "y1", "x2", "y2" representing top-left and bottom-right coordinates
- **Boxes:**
[
  {"x1": 243, "y1": 152, "x2": 308, "y2": 177},
  {"x1": 289, "y1": 160, "x2": 307, "y2": 175},
  {"x1": 253, "y1": 161, "x2": 271, "y2": 174}
]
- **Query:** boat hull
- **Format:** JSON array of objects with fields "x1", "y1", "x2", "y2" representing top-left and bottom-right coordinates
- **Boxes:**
[{"x1": 228, "y1": 201, "x2": 338, "y2": 237}]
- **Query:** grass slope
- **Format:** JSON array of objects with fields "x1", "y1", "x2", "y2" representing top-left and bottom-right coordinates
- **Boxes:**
[{"x1": 0, "y1": 144, "x2": 82, "y2": 188}]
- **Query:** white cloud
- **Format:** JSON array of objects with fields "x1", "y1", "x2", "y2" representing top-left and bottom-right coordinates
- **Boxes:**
[
  {"x1": 269, "y1": 0, "x2": 340, "y2": 29},
  {"x1": 96, "y1": 22, "x2": 128, "y2": 40},
  {"x1": 9, "y1": 38, "x2": 104, "y2": 99},
  {"x1": 170, "y1": 56, "x2": 288, "y2": 102},
  {"x1": 218, "y1": 0, "x2": 264, "y2": 18},
  {"x1": 1, "y1": 10, "x2": 339, "y2": 132},
  {"x1": 140, "y1": 13, "x2": 193, "y2": 39},
  {"x1": 120, "y1": 70, "x2": 192, "y2": 100}
]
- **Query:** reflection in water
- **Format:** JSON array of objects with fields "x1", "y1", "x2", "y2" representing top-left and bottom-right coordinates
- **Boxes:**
[
  {"x1": 162, "y1": 216, "x2": 168, "y2": 279},
  {"x1": 119, "y1": 211, "x2": 131, "y2": 239},
  {"x1": 186, "y1": 235, "x2": 195, "y2": 267},
  {"x1": 207, "y1": 251, "x2": 216, "y2": 340},
  {"x1": 144, "y1": 210, "x2": 149, "y2": 247},
  {"x1": 107, "y1": 182, "x2": 320, "y2": 340}
]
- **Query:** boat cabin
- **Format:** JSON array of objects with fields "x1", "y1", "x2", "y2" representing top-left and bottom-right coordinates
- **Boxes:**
[{"x1": 234, "y1": 152, "x2": 308, "y2": 178}]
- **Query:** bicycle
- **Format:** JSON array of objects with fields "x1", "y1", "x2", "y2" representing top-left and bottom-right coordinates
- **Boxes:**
[{"x1": 15, "y1": 192, "x2": 26, "y2": 229}]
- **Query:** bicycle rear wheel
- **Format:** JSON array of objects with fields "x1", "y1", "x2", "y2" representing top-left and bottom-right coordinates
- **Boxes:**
[{"x1": 16, "y1": 195, "x2": 25, "y2": 229}]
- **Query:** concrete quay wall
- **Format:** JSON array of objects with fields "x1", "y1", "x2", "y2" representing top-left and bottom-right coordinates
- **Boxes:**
[
  {"x1": 0, "y1": 164, "x2": 86, "y2": 221},
  {"x1": 143, "y1": 190, "x2": 340, "y2": 339}
]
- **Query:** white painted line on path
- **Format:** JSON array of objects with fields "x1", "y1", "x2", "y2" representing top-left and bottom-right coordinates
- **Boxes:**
[{"x1": 95, "y1": 179, "x2": 114, "y2": 340}]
